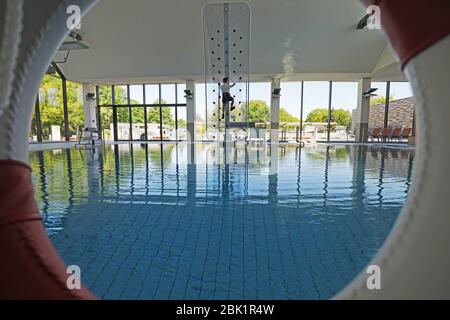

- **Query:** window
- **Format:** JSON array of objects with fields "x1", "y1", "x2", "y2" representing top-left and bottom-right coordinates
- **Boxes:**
[
  {"x1": 331, "y1": 82, "x2": 358, "y2": 141},
  {"x1": 195, "y1": 83, "x2": 207, "y2": 140},
  {"x1": 388, "y1": 82, "x2": 414, "y2": 130},
  {"x1": 369, "y1": 82, "x2": 388, "y2": 130},
  {"x1": 98, "y1": 85, "x2": 113, "y2": 141},
  {"x1": 67, "y1": 81, "x2": 84, "y2": 140},
  {"x1": 39, "y1": 74, "x2": 64, "y2": 141},
  {"x1": 161, "y1": 84, "x2": 176, "y2": 104},
  {"x1": 303, "y1": 81, "x2": 330, "y2": 141},
  {"x1": 115, "y1": 85, "x2": 130, "y2": 140},
  {"x1": 280, "y1": 82, "x2": 301, "y2": 142}
]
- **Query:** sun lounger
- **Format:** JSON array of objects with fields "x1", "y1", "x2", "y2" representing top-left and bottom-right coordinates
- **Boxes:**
[
  {"x1": 370, "y1": 128, "x2": 382, "y2": 141},
  {"x1": 382, "y1": 128, "x2": 392, "y2": 142}
]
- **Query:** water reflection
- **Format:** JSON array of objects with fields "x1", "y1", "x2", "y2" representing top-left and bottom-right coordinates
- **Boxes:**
[{"x1": 29, "y1": 143, "x2": 414, "y2": 299}]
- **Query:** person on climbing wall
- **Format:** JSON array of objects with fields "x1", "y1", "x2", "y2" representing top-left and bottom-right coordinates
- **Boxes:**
[{"x1": 220, "y1": 77, "x2": 236, "y2": 111}]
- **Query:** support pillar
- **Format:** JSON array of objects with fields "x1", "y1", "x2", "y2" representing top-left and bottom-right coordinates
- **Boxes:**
[
  {"x1": 82, "y1": 84, "x2": 97, "y2": 129},
  {"x1": 186, "y1": 80, "x2": 196, "y2": 164},
  {"x1": 355, "y1": 78, "x2": 371, "y2": 143},
  {"x1": 270, "y1": 78, "x2": 280, "y2": 176},
  {"x1": 270, "y1": 78, "x2": 281, "y2": 144},
  {"x1": 34, "y1": 96, "x2": 43, "y2": 142}
]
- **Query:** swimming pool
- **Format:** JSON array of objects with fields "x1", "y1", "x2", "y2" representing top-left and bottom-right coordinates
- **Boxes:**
[{"x1": 30, "y1": 143, "x2": 414, "y2": 299}]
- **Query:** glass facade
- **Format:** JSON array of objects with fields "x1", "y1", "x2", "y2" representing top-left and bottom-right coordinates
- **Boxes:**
[
  {"x1": 369, "y1": 81, "x2": 415, "y2": 142},
  {"x1": 97, "y1": 83, "x2": 187, "y2": 142},
  {"x1": 31, "y1": 76, "x2": 413, "y2": 144},
  {"x1": 31, "y1": 71, "x2": 86, "y2": 143},
  {"x1": 388, "y1": 82, "x2": 414, "y2": 130},
  {"x1": 280, "y1": 82, "x2": 302, "y2": 142},
  {"x1": 330, "y1": 82, "x2": 357, "y2": 141},
  {"x1": 66, "y1": 81, "x2": 84, "y2": 140},
  {"x1": 302, "y1": 81, "x2": 330, "y2": 141},
  {"x1": 39, "y1": 74, "x2": 64, "y2": 141},
  {"x1": 369, "y1": 82, "x2": 388, "y2": 130}
]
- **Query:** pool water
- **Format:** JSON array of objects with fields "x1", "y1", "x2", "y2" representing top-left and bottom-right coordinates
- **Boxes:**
[{"x1": 30, "y1": 143, "x2": 414, "y2": 299}]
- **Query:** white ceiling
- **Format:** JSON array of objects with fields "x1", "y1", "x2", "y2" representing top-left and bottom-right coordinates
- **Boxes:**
[{"x1": 58, "y1": 0, "x2": 402, "y2": 84}]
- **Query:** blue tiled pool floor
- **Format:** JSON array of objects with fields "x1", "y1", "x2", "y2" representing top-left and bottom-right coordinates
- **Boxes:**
[{"x1": 31, "y1": 143, "x2": 414, "y2": 299}]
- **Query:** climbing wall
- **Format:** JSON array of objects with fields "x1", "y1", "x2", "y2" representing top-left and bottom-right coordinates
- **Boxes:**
[{"x1": 203, "y1": 2, "x2": 250, "y2": 141}]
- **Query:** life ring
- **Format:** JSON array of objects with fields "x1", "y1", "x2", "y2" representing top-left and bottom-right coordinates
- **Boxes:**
[
  {"x1": 337, "y1": 0, "x2": 450, "y2": 299},
  {"x1": 0, "y1": 0, "x2": 97, "y2": 299},
  {"x1": 0, "y1": 0, "x2": 449, "y2": 299}
]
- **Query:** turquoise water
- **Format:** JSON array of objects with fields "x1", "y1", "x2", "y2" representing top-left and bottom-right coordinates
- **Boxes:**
[{"x1": 30, "y1": 143, "x2": 414, "y2": 299}]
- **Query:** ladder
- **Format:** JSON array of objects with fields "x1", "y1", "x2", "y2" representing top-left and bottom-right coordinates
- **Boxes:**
[{"x1": 75, "y1": 127, "x2": 99, "y2": 150}]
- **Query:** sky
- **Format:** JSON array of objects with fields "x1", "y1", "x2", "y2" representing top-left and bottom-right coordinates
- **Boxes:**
[{"x1": 128, "y1": 81, "x2": 413, "y2": 122}]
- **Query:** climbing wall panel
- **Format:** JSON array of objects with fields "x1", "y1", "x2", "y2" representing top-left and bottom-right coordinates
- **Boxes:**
[{"x1": 203, "y1": 2, "x2": 250, "y2": 141}]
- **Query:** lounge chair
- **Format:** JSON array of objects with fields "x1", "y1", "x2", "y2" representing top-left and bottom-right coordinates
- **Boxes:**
[
  {"x1": 382, "y1": 128, "x2": 392, "y2": 142},
  {"x1": 401, "y1": 128, "x2": 411, "y2": 140},
  {"x1": 390, "y1": 127, "x2": 402, "y2": 141},
  {"x1": 370, "y1": 128, "x2": 382, "y2": 141}
]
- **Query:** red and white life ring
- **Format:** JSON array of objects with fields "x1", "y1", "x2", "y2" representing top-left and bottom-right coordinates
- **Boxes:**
[
  {"x1": 0, "y1": 0, "x2": 449, "y2": 299},
  {"x1": 0, "y1": 0, "x2": 97, "y2": 299},
  {"x1": 338, "y1": 0, "x2": 450, "y2": 299}
]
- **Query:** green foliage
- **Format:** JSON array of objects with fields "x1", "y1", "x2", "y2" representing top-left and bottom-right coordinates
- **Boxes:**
[
  {"x1": 98, "y1": 85, "x2": 113, "y2": 105},
  {"x1": 332, "y1": 108, "x2": 352, "y2": 128},
  {"x1": 207, "y1": 100, "x2": 299, "y2": 129},
  {"x1": 305, "y1": 108, "x2": 329, "y2": 123},
  {"x1": 99, "y1": 85, "x2": 128, "y2": 137},
  {"x1": 161, "y1": 107, "x2": 175, "y2": 126},
  {"x1": 177, "y1": 118, "x2": 187, "y2": 128},
  {"x1": 245, "y1": 100, "x2": 270, "y2": 123},
  {"x1": 34, "y1": 78, "x2": 308, "y2": 141},
  {"x1": 370, "y1": 95, "x2": 394, "y2": 106},
  {"x1": 146, "y1": 101, "x2": 174, "y2": 126},
  {"x1": 279, "y1": 108, "x2": 299, "y2": 123},
  {"x1": 131, "y1": 106, "x2": 145, "y2": 124},
  {"x1": 37, "y1": 75, "x2": 84, "y2": 139},
  {"x1": 305, "y1": 108, "x2": 352, "y2": 128},
  {"x1": 117, "y1": 107, "x2": 130, "y2": 123}
]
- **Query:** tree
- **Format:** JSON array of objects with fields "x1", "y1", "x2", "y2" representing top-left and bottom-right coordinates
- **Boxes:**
[
  {"x1": 161, "y1": 107, "x2": 175, "y2": 126},
  {"x1": 331, "y1": 109, "x2": 352, "y2": 128},
  {"x1": 206, "y1": 100, "x2": 270, "y2": 124},
  {"x1": 66, "y1": 81, "x2": 84, "y2": 135},
  {"x1": 38, "y1": 75, "x2": 85, "y2": 139},
  {"x1": 117, "y1": 107, "x2": 130, "y2": 123},
  {"x1": 306, "y1": 108, "x2": 329, "y2": 123},
  {"x1": 146, "y1": 100, "x2": 175, "y2": 126},
  {"x1": 98, "y1": 85, "x2": 127, "y2": 106},
  {"x1": 370, "y1": 95, "x2": 394, "y2": 106},
  {"x1": 177, "y1": 118, "x2": 186, "y2": 128},
  {"x1": 279, "y1": 108, "x2": 299, "y2": 123},
  {"x1": 131, "y1": 106, "x2": 145, "y2": 124},
  {"x1": 306, "y1": 108, "x2": 352, "y2": 127},
  {"x1": 98, "y1": 85, "x2": 128, "y2": 137},
  {"x1": 116, "y1": 100, "x2": 143, "y2": 123},
  {"x1": 245, "y1": 100, "x2": 270, "y2": 122}
]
